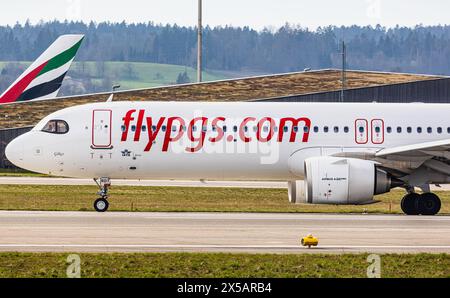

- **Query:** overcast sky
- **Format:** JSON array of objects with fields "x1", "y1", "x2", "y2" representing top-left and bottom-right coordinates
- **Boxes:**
[{"x1": 1, "y1": 0, "x2": 449, "y2": 30}]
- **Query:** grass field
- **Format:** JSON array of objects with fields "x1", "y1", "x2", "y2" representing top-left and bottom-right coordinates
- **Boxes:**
[
  {"x1": 69, "y1": 61, "x2": 227, "y2": 89},
  {"x1": 0, "y1": 169, "x2": 49, "y2": 177},
  {"x1": 0, "y1": 253, "x2": 448, "y2": 278},
  {"x1": 0, "y1": 61, "x2": 227, "y2": 90},
  {"x1": 0, "y1": 184, "x2": 449, "y2": 214}
]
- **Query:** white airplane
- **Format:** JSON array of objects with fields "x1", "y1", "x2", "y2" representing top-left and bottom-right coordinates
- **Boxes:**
[
  {"x1": 5, "y1": 101, "x2": 449, "y2": 215},
  {"x1": 0, "y1": 34, "x2": 84, "y2": 104}
]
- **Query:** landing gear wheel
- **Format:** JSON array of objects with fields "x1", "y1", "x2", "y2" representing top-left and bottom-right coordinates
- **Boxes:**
[
  {"x1": 418, "y1": 193, "x2": 441, "y2": 216},
  {"x1": 94, "y1": 198, "x2": 109, "y2": 212},
  {"x1": 93, "y1": 177, "x2": 111, "y2": 213},
  {"x1": 401, "y1": 193, "x2": 421, "y2": 215}
]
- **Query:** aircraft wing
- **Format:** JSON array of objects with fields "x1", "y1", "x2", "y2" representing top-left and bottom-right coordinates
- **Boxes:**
[
  {"x1": 334, "y1": 139, "x2": 450, "y2": 177},
  {"x1": 370, "y1": 139, "x2": 450, "y2": 178},
  {"x1": 376, "y1": 139, "x2": 450, "y2": 159}
]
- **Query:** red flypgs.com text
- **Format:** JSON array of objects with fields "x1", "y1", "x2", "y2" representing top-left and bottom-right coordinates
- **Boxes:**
[{"x1": 120, "y1": 109, "x2": 311, "y2": 152}]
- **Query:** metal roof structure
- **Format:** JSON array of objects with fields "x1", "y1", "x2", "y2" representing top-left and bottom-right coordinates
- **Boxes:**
[{"x1": 0, "y1": 69, "x2": 439, "y2": 129}]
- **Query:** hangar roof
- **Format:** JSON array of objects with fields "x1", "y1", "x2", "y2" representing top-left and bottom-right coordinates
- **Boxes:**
[{"x1": 0, "y1": 69, "x2": 441, "y2": 129}]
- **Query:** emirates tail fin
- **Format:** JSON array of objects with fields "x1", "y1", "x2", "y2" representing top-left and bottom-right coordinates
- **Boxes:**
[{"x1": 0, "y1": 34, "x2": 84, "y2": 104}]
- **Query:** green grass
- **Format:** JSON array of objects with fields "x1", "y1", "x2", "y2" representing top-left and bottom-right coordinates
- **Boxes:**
[
  {"x1": 0, "y1": 184, "x2": 449, "y2": 214},
  {"x1": 101, "y1": 61, "x2": 225, "y2": 88},
  {"x1": 0, "y1": 61, "x2": 227, "y2": 90},
  {"x1": 0, "y1": 253, "x2": 448, "y2": 278},
  {"x1": 0, "y1": 169, "x2": 49, "y2": 177}
]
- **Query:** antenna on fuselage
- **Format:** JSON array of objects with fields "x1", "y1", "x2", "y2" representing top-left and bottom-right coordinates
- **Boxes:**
[{"x1": 107, "y1": 84, "x2": 121, "y2": 102}]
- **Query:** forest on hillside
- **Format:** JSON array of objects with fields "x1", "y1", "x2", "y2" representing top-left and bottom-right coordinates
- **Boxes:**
[
  {"x1": 1, "y1": 21, "x2": 450, "y2": 74},
  {"x1": 2, "y1": 21, "x2": 450, "y2": 95}
]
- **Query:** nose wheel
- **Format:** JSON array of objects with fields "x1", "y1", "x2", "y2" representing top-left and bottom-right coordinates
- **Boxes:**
[
  {"x1": 94, "y1": 198, "x2": 109, "y2": 212},
  {"x1": 93, "y1": 178, "x2": 111, "y2": 212}
]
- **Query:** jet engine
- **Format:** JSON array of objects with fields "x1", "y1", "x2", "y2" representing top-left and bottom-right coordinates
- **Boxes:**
[{"x1": 288, "y1": 157, "x2": 403, "y2": 205}]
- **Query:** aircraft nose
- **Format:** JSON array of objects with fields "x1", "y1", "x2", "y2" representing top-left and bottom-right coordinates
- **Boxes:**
[{"x1": 5, "y1": 135, "x2": 25, "y2": 167}]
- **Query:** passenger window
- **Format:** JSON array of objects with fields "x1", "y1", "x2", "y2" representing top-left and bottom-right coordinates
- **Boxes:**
[
  {"x1": 121, "y1": 125, "x2": 126, "y2": 132},
  {"x1": 417, "y1": 127, "x2": 422, "y2": 134},
  {"x1": 438, "y1": 127, "x2": 443, "y2": 134},
  {"x1": 42, "y1": 120, "x2": 69, "y2": 134},
  {"x1": 304, "y1": 126, "x2": 310, "y2": 133},
  {"x1": 142, "y1": 126, "x2": 147, "y2": 132},
  {"x1": 407, "y1": 127, "x2": 412, "y2": 134},
  {"x1": 359, "y1": 127, "x2": 364, "y2": 133},
  {"x1": 162, "y1": 126, "x2": 167, "y2": 132},
  {"x1": 428, "y1": 127, "x2": 433, "y2": 134},
  {"x1": 284, "y1": 127, "x2": 288, "y2": 133},
  {"x1": 293, "y1": 127, "x2": 298, "y2": 133},
  {"x1": 223, "y1": 126, "x2": 227, "y2": 132},
  {"x1": 344, "y1": 126, "x2": 349, "y2": 133},
  {"x1": 334, "y1": 127, "x2": 339, "y2": 133},
  {"x1": 324, "y1": 126, "x2": 329, "y2": 133},
  {"x1": 447, "y1": 127, "x2": 450, "y2": 134},
  {"x1": 152, "y1": 125, "x2": 157, "y2": 132},
  {"x1": 397, "y1": 127, "x2": 402, "y2": 133},
  {"x1": 131, "y1": 125, "x2": 136, "y2": 132},
  {"x1": 314, "y1": 126, "x2": 319, "y2": 133},
  {"x1": 387, "y1": 127, "x2": 392, "y2": 134},
  {"x1": 233, "y1": 126, "x2": 238, "y2": 133}
]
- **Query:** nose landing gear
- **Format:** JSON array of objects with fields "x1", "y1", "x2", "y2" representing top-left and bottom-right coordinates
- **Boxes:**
[{"x1": 94, "y1": 177, "x2": 111, "y2": 212}]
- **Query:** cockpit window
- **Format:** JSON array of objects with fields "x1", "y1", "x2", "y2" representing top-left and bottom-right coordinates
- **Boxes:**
[{"x1": 42, "y1": 120, "x2": 69, "y2": 134}]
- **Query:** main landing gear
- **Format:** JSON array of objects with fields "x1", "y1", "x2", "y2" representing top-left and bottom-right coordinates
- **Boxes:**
[
  {"x1": 401, "y1": 192, "x2": 441, "y2": 216},
  {"x1": 93, "y1": 177, "x2": 111, "y2": 212}
]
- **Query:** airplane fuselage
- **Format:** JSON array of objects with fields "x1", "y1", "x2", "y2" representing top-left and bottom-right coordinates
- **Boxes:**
[{"x1": 6, "y1": 101, "x2": 450, "y2": 183}]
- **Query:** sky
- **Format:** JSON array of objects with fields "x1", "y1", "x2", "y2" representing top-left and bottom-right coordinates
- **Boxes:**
[{"x1": 1, "y1": 0, "x2": 450, "y2": 30}]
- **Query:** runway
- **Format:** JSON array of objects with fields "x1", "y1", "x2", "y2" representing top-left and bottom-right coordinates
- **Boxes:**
[
  {"x1": 1, "y1": 177, "x2": 450, "y2": 191},
  {"x1": 0, "y1": 211, "x2": 449, "y2": 254}
]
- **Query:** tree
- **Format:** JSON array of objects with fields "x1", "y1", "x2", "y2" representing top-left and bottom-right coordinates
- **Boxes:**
[
  {"x1": 176, "y1": 71, "x2": 191, "y2": 84},
  {"x1": 4, "y1": 20, "x2": 450, "y2": 91}
]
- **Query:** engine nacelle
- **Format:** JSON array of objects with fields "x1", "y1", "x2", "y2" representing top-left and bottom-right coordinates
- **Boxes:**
[
  {"x1": 289, "y1": 157, "x2": 401, "y2": 205},
  {"x1": 288, "y1": 180, "x2": 306, "y2": 204}
]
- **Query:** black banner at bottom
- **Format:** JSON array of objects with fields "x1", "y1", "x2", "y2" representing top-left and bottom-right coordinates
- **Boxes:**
[{"x1": 0, "y1": 278, "x2": 446, "y2": 296}]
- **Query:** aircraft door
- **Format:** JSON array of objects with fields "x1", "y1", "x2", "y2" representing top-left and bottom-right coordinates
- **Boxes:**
[
  {"x1": 355, "y1": 119, "x2": 368, "y2": 144},
  {"x1": 371, "y1": 119, "x2": 385, "y2": 144},
  {"x1": 92, "y1": 109, "x2": 112, "y2": 149}
]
